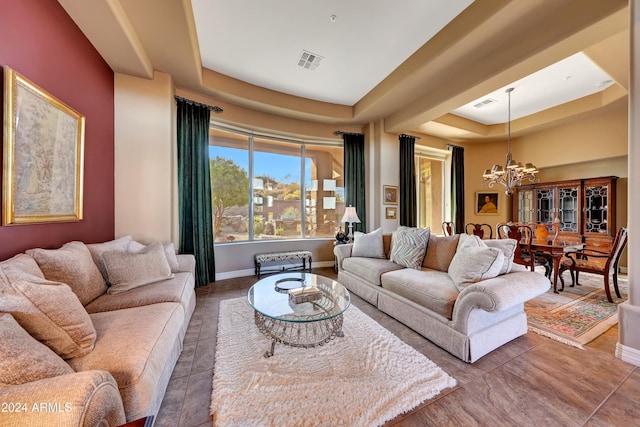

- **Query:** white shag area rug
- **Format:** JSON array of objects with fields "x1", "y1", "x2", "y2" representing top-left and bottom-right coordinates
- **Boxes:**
[{"x1": 210, "y1": 297, "x2": 456, "y2": 427}]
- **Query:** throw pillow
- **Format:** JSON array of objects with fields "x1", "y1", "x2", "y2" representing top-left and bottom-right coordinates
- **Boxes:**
[
  {"x1": 86, "y1": 236, "x2": 133, "y2": 282},
  {"x1": 448, "y1": 246, "x2": 504, "y2": 290},
  {"x1": 351, "y1": 228, "x2": 386, "y2": 259},
  {"x1": 0, "y1": 313, "x2": 74, "y2": 386},
  {"x1": 390, "y1": 226, "x2": 431, "y2": 270},
  {"x1": 456, "y1": 233, "x2": 516, "y2": 275},
  {"x1": 129, "y1": 240, "x2": 180, "y2": 273},
  {"x1": 484, "y1": 239, "x2": 517, "y2": 274},
  {"x1": 0, "y1": 253, "x2": 46, "y2": 279},
  {"x1": 0, "y1": 269, "x2": 97, "y2": 359},
  {"x1": 26, "y1": 241, "x2": 107, "y2": 306},
  {"x1": 422, "y1": 234, "x2": 460, "y2": 271},
  {"x1": 103, "y1": 242, "x2": 174, "y2": 294}
]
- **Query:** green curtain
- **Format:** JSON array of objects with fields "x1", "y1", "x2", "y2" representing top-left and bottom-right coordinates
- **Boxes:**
[
  {"x1": 343, "y1": 133, "x2": 366, "y2": 233},
  {"x1": 450, "y1": 145, "x2": 465, "y2": 234},
  {"x1": 399, "y1": 134, "x2": 417, "y2": 227},
  {"x1": 176, "y1": 98, "x2": 216, "y2": 287}
]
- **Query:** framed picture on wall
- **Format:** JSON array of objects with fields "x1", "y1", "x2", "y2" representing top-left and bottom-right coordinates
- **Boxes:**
[
  {"x1": 385, "y1": 207, "x2": 396, "y2": 219},
  {"x1": 2, "y1": 66, "x2": 85, "y2": 225},
  {"x1": 383, "y1": 185, "x2": 398, "y2": 205},
  {"x1": 476, "y1": 192, "x2": 499, "y2": 215}
]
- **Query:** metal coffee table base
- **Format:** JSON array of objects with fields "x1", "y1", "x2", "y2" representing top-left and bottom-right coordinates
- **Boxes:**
[{"x1": 254, "y1": 311, "x2": 344, "y2": 357}]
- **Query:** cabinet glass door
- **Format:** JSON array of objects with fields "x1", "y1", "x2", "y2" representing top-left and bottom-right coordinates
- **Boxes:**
[
  {"x1": 584, "y1": 184, "x2": 609, "y2": 234},
  {"x1": 536, "y1": 188, "x2": 554, "y2": 223},
  {"x1": 557, "y1": 186, "x2": 579, "y2": 232},
  {"x1": 517, "y1": 190, "x2": 534, "y2": 224}
]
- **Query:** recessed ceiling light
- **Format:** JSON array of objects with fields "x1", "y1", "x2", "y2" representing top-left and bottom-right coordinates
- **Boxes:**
[{"x1": 330, "y1": 15, "x2": 337, "y2": 23}]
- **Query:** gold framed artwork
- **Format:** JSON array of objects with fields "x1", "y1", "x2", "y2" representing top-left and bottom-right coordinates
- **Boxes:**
[
  {"x1": 476, "y1": 192, "x2": 499, "y2": 216},
  {"x1": 383, "y1": 185, "x2": 398, "y2": 205},
  {"x1": 2, "y1": 66, "x2": 85, "y2": 225},
  {"x1": 385, "y1": 207, "x2": 396, "y2": 219}
]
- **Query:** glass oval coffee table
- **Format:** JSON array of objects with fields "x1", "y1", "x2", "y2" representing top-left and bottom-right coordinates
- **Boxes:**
[{"x1": 248, "y1": 272, "x2": 350, "y2": 357}]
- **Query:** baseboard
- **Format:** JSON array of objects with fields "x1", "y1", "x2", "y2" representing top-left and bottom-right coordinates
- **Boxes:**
[
  {"x1": 215, "y1": 261, "x2": 334, "y2": 281},
  {"x1": 615, "y1": 342, "x2": 640, "y2": 367}
]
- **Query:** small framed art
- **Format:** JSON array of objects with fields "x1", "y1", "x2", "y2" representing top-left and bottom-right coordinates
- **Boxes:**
[
  {"x1": 383, "y1": 185, "x2": 398, "y2": 205},
  {"x1": 385, "y1": 207, "x2": 396, "y2": 219}
]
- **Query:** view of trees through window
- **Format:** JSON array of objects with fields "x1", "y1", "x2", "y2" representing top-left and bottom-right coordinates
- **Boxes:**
[{"x1": 210, "y1": 127, "x2": 344, "y2": 243}]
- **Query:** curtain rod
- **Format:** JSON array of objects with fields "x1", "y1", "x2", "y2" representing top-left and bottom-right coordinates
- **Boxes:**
[
  {"x1": 400, "y1": 133, "x2": 421, "y2": 140},
  {"x1": 175, "y1": 96, "x2": 223, "y2": 113},
  {"x1": 333, "y1": 130, "x2": 364, "y2": 136},
  {"x1": 446, "y1": 143, "x2": 463, "y2": 149}
]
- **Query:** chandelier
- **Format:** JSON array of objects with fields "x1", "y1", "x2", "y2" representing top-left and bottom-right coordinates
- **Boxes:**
[{"x1": 482, "y1": 87, "x2": 538, "y2": 195}]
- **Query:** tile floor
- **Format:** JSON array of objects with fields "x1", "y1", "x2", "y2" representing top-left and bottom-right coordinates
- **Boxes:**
[{"x1": 154, "y1": 267, "x2": 639, "y2": 426}]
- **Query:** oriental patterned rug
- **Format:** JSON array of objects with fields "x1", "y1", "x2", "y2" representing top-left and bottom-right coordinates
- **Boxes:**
[
  {"x1": 524, "y1": 271, "x2": 628, "y2": 348},
  {"x1": 210, "y1": 297, "x2": 456, "y2": 427}
]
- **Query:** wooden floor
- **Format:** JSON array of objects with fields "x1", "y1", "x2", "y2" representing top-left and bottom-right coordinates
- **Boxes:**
[{"x1": 154, "y1": 267, "x2": 639, "y2": 427}]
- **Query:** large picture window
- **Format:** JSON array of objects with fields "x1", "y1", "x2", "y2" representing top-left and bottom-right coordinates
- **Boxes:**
[{"x1": 210, "y1": 126, "x2": 344, "y2": 243}]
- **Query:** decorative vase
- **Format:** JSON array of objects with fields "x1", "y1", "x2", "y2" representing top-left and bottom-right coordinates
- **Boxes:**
[
  {"x1": 335, "y1": 227, "x2": 347, "y2": 243},
  {"x1": 534, "y1": 224, "x2": 549, "y2": 241}
]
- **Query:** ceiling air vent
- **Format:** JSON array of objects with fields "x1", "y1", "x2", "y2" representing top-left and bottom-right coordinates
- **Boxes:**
[
  {"x1": 473, "y1": 98, "x2": 498, "y2": 108},
  {"x1": 297, "y1": 50, "x2": 323, "y2": 70}
]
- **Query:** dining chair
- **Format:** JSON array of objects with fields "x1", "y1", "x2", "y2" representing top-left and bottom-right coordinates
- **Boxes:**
[
  {"x1": 496, "y1": 223, "x2": 551, "y2": 277},
  {"x1": 558, "y1": 227, "x2": 628, "y2": 303},
  {"x1": 465, "y1": 223, "x2": 493, "y2": 239},
  {"x1": 442, "y1": 221, "x2": 455, "y2": 236}
]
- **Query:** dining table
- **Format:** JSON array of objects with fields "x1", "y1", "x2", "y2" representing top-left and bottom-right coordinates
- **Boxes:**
[{"x1": 527, "y1": 238, "x2": 584, "y2": 293}]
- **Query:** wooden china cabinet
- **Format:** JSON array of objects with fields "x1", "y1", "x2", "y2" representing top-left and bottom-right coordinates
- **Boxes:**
[{"x1": 513, "y1": 176, "x2": 618, "y2": 249}]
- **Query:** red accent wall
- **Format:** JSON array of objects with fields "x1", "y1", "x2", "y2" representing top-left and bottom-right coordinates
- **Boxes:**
[{"x1": 0, "y1": 0, "x2": 114, "y2": 259}]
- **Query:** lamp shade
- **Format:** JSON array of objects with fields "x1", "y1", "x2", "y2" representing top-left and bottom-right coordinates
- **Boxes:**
[{"x1": 341, "y1": 206, "x2": 361, "y2": 224}]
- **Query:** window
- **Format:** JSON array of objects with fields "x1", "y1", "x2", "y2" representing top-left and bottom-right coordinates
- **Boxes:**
[
  {"x1": 210, "y1": 126, "x2": 344, "y2": 243},
  {"x1": 415, "y1": 148, "x2": 450, "y2": 231}
]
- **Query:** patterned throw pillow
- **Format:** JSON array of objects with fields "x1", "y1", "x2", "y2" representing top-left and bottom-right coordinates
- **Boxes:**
[
  {"x1": 390, "y1": 226, "x2": 431, "y2": 270},
  {"x1": 352, "y1": 228, "x2": 386, "y2": 259}
]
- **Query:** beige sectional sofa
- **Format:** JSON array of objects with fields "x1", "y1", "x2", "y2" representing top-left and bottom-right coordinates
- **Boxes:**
[
  {"x1": 0, "y1": 236, "x2": 196, "y2": 426},
  {"x1": 334, "y1": 227, "x2": 550, "y2": 363}
]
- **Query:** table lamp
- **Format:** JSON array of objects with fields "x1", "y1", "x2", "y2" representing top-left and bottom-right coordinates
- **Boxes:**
[{"x1": 341, "y1": 206, "x2": 361, "y2": 242}]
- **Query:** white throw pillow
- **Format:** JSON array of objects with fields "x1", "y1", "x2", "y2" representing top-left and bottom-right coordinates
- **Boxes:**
[
  {"x1": 457, "y1": 233, "x2": 516, "y2": 275},
  {"x1": 103, "y1": 242, "x2": 174, "y2": 294},
  {"x1": 352, "y1": 228, "x2": 386, "y2": 259},
  {"x1": 448, "y1": 246, "x2": 504, "y2": 290},
  {"x1": 483, "y1": 239, "x2": 517, "y2": 274},
  {"x1": 390, "y1": 226, "x2": 430, "y2": 270}
]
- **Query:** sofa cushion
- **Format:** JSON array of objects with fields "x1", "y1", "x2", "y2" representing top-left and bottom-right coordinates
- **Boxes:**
[
  {"x1": 85, "y1": 272, "x2": 194, "y2": 314},
  {"x1": 351, "y1": 228, "x2": 385, "y2": 259},
  {"x1": 381, "y1": 269, "x2": 459, "y2": 319},
  {"x1": 86, "y1": 236, "x2": 133, "y2": 283},
  {"x1": 129, "y1": 240, "x2": 181, "y2": 273},
  {"x1": 448, "y1": 246, "x2": 504, "y2": 290},
  {"x1": 103, "y1": 242, "x2": 174, "y2": 294},
  {"x1": 0, "y1": 313, "x2": 74, "y2": 386},
  {"x1": 422, "y1": 234, "x2": 460, "y2": 271},
  {"x1": 390, "y1": 226, "x2": 430, "y2": 270},
  {"x1": 342, "y1": 257, "x2": 404, "y2": 287},
  {"x1": 69, "y1": 303, "x2": 184, "y2": 420},
  {"x1": 0, "y1": 269, "x2": 97, "y2": 359},
  {"x1": 27, "y1": 241, "x2": 107, "y2": 306}
]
